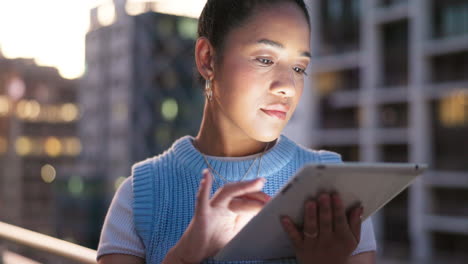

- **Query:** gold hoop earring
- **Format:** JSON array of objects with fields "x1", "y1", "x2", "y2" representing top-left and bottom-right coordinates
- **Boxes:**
[{"x1": 205, "y1": 79, "x2": 213, "y2": 101}]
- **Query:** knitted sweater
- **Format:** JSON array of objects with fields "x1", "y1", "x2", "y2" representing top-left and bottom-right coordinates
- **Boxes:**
[{"x1": 97, "y1": 135, "x2": 376, "y2": 263}]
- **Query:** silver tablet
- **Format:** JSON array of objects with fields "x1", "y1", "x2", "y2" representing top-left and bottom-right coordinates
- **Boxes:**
[{"x1": 214, "y1": 162, "x2": 427, "y2": 261}]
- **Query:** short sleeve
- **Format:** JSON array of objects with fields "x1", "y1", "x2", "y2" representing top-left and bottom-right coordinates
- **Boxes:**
[
  {"x1": 96, "y1": 176, "x2": 146, "y2": 261},
  {"x1": 351, "y1": 217, "x2": 377, "y2": 255}
]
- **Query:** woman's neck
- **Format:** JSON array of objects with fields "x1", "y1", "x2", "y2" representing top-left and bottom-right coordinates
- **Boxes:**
[{"x1": 194, "y1": 103, "x2": 273, "y2": 157}]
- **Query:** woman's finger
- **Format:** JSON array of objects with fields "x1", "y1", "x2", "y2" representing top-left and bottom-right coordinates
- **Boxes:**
[
  {"x1": 349, "y1": 206, "x2": 363, "y2": 243},
  {"x1": 331, "y1": 193, "x2": 347, "y2": 234},
  {"x1": 210, "y1": 178, "x2": 265, "y2": 208},
  {"x1": 303, "y1": 200, "x2": 319, "y2": 244},
  {"x1": 195, "y1": 169, "x2": 212, "y2": 216},
  {"x1": 280, "y1": 216, "x2": 303, "y2": 250},
  {"x1": 228, "y1": 197, "x2": 266, "y2": 214},
  {"x1": 240, "y1": 191, "x2": 271, "y2": 204},
  {"x1": 318, "y1": 193, "x2": 333, "y2": 240}
]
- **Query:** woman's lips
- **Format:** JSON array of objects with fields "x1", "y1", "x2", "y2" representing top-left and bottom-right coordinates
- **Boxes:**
[{"x1": 261, "y1": 109, "x2": 287, "y2": 120}]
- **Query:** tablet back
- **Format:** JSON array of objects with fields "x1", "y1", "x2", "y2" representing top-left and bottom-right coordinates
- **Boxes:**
[{"x1": 214, "y1": 162, "x2": 426, "y2": 261}]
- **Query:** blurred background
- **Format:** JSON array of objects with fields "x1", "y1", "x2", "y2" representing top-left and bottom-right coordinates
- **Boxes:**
[{"x1": 0, "y1": 0, "x2": 467, "y2": 263}]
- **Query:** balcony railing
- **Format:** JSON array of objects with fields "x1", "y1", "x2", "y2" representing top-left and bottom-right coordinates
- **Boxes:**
[{"x1": 0, "y1": 221, "x2": 97, "y2": 264}]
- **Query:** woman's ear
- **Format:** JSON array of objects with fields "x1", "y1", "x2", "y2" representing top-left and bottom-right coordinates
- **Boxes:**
[{"x1": 195, "y1": 37, "x2": 216, "y2": 80}]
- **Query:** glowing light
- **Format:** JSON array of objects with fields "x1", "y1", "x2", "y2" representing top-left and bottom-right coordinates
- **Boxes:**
[
  {"x1": 60, "y1": 103, "x2": 79, "y2": 122},
  {"x1": 7, "y1": 77, "x2": 25, "y2": 100},
  {"x1": 15, "y1": 137, "x2": 32, "y2": 156},
  {"x1": 0, "y1": 96, "x2": 11, "y2": 116},
  {"x1": 64, "y1": 137, "x2": 82, "y2": 156},
  {"x1": 0, "y1": 137, "x2": 7, "y2": 154},
  {"x1": 177, "y1": 18, "x2": 198, "y2": 39},
  {"x1": 44, "y1": 137, "x2": 62, "y2": 157},
  {"x1": 114, "y1": 176, "x2": 127, "y2": 191},
  {"x1": 68, "y1": 175, "x2": 84, "y2": 195},
  {"x1": 317, "y1": 72, "x2": 339, "y2": 96},
  {"x1": 161, "y1": 98, "x2": 178, "y2": 121},
  {"x1": 97, "y1": 1, "x2": 116, "y2": 26},
  {"x1": 16, "y1": 100, "x2": 41, "y2": 120},
  {"x1": 28, "y1": 100, "x2": 41, "y2": 119},
  {"x1": 41, "y1": 164, "x2": 56, "y2": 183},
  {"x1": 125, "y1": 1, "x2": 146, "y2": 16},
  {"x1": 439, "y1": 90, "x2": 468, "y2": 127}
]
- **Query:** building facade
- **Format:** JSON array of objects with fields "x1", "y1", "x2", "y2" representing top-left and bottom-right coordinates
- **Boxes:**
[
  {"x1": 0, "y1": 57, "x2": 81, "y2": 263},
  {"x1": 285, "y1": 0, "x2": 468, "y2": 262},
  {"x1": 80, "y1": 0, "x2": 202, "y2": 202}
]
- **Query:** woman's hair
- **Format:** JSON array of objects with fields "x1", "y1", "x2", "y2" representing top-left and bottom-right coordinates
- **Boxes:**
[{"x1": 197, "y1": 0, "x2": 310, "y2": 82}]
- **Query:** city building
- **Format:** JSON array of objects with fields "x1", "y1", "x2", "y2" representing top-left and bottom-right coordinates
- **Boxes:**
[
  {"x1": 0, "y1": 57, "x2": 81, "y2": 262},
  {"x1": 285, "y1": 0, "x2": 468, "y2": 262},
  {"x1": 80, "y1": 0, "x2": 202, "y2": 203}
]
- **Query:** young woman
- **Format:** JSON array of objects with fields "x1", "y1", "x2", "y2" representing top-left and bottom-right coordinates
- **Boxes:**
[{"x1": 97, "y1": 0, "x2": 377, "y2": 263}]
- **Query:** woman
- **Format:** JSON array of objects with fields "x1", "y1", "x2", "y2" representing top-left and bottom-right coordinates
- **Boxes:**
[{"x1": 97, "y1": 0, "x2": 377, "y2": 263}]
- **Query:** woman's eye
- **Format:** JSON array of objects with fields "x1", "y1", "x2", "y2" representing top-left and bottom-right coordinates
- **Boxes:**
[
  {"x1": 293, "y1": 66, "x2": 308, "y2": 76},
  {"x1": 256, "y1": 58, "x2": 274, "y2": 65}
]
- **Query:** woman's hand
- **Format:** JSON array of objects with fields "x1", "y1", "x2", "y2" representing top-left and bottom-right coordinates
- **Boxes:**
[
  {"x1": 166, "y1": 169, "x2": 270, "y2": 264},
  {"x1": 281, "y1": 193, "x2": 363, "y2": 264}
]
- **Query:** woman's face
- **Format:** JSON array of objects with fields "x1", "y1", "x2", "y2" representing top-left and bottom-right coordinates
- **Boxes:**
[{"x1": 212, "y1": 2, "x2": 311, "y2": 142}]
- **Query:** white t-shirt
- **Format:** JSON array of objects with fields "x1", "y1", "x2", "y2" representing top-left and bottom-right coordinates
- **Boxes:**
[{"x1": 97, "y1": 176, "x2": 377, "y2": 260}]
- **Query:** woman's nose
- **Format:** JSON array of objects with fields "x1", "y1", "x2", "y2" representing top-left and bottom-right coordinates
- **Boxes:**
[{"x1": 269, "y1": 66, "x2": 297, "y2": 97}]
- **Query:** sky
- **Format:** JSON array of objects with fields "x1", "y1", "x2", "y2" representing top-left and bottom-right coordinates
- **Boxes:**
[{"x1": 0, "y1": 0, "x2": 205, "y2": 79}]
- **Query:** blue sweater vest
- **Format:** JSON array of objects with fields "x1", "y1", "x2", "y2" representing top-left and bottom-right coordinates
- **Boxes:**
[{"x1": 132, "y1": 135, "x2": 342, "y2": 263}]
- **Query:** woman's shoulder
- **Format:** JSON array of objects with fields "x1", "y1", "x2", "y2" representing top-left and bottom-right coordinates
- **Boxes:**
[{"x1": 131, "y1": 135, "x2": 192, "y2": 174}]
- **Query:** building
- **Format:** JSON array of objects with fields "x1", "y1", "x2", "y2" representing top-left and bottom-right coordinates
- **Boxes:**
[
  {"x1": 0, "y1": 57, "x2": 81, "y2": 262},
  {"x1": 285, "y1": 0, "x2": 468, "y2": 262},
  {"x1": 80, "y1": 0, "x2": 203, "y2": 202}
]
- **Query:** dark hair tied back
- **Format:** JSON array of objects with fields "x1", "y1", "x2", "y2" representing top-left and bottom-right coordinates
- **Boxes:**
[{"x1": 197, "y1": 0, "x2": 310, "y2": 79}]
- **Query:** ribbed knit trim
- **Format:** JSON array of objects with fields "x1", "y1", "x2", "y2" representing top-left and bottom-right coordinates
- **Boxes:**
[
  {"x1": 172, "y1": 135, "x2": 297, "y2": 180},
  {"x1": 131, "y1": 158, "x2": 157, "y2": 247}
]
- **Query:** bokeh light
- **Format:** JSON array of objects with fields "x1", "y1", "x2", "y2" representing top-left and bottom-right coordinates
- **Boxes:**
[
  {"x1": 44, "y1": 137, "x2": 62, "y2": 157},
  {"x1": 97, "y1": 1, "x2": 116, "y2": 26},
  {"x1": 15, "y1": 136, "x2": 32, "y2": 156},
  {"x1": 0, "y1": 96, "x2": 11, "y2": 116},
  {"x1": 7, "y1": 77, "x2": 26, "y2": 100},
  {"x1": 161, "y1": 98, "x2": 178, "y2": 121},
  {"x1": 41, "y1": 164, "x2": 57, "y2": 183},
  {"x1": 68, "y1": 175, "x2": 84, "y2": 195},
  {"x1": 64, "y1": 137, "x2": 82, "y2": 156},
  {"x1": 114, "y1": 176, "x2": 127, "y2": 191},
  {"x1": 60, "y1": 103, "x2": 79, "y2": 122}
]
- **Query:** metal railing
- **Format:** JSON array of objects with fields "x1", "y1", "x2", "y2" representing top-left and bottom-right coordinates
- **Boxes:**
[{"x1": 0, "y1": 221, "x2": 97, "y2": 264}]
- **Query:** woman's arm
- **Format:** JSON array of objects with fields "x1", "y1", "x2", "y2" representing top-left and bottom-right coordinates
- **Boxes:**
[
  {"x1": 98, "y1": 253, "x2": 145, "y2": 264},
  {"x1": 347, "y1": 251, "x2": 376, "y2": 264}
]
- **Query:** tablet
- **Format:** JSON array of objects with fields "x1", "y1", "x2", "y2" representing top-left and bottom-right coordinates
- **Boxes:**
[{"x1": 214, "y1": 162, "x2": 427, "y2": 261}]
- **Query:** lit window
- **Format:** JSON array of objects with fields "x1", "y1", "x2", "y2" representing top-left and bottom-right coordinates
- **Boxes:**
[
  {"x1": 15, "y1": 136, "x2": 32, "y2": 156},
  {"x1": 44, "y1": 137, "x2": 62, "y2": 157}
]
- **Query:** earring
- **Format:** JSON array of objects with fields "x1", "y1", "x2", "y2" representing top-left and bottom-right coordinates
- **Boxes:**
[{"x1": 205, "y1": 79, "x2": 213, "y2": 101}]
